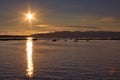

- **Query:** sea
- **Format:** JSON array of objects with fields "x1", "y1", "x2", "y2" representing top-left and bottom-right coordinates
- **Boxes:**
[{"x1": 0, "y1": 38, "x2": 120, "y2": 80}]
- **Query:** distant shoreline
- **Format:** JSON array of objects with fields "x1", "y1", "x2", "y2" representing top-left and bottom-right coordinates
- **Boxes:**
[
  {"x1": 0, "y1": 38, "x2": 120, "y2": 41},
  {"x1": 0, "y1": 31, "x2": 120, "y2": 41}
]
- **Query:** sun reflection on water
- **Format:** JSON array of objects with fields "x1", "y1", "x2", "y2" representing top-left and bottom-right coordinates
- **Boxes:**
[{"x1": 26, "y1": 37, "x2": 34, "y2": 78}]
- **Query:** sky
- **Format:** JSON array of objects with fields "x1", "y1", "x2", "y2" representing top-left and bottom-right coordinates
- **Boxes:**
[{"x1": 0, "y1": 0, "x2": 120, "y2": 35}]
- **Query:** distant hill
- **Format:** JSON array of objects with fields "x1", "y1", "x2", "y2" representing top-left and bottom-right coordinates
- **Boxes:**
[{"x1": 32, "y1": 31, "x2": 120, "y2": 40}]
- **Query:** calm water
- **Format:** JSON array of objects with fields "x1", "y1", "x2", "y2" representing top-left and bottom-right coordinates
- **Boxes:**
[{"x1": 0, "y1": 39, "x2": 120, "y2": 80}]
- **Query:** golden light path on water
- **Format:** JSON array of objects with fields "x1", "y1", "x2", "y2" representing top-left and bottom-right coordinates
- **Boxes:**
[{"x1": 26, "y1": 37, "x2": 34, "y2": 78}]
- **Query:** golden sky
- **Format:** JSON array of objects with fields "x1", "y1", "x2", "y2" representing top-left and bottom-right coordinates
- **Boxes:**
[{"x1": 0, "y1": 0, "x2": 120, "y2": 35}]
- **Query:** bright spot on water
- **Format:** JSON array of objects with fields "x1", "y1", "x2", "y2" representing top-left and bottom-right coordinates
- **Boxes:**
[{"x1": 26, "y1": 37, "x2": 34, "y2": 78}]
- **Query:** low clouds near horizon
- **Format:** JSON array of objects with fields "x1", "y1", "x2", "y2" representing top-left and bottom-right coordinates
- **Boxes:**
[{"x1": 99, "y1": 16, "x2": 119, "y2": 23}]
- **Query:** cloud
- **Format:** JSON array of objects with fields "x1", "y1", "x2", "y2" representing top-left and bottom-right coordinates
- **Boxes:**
[
  {"x1": 32, "y1": 24, "x2": 102, "y2": 32},
  {"x1": 99, "y1": 16, "x2": 117, "y2": 23},
  {"x1": 35, "y1": 24, "x2": 50, "y2": 28},
  {"x1": 65, "y1": 25, "x2": 101, "y2": 29},
  {"x1": 34, "y1": 24, "x2": 101, "y2": 29}
]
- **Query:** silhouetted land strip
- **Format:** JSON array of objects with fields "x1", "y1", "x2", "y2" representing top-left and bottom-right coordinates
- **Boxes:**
[
  {"x1": 0, "y1": 31, "x2": 120, "y2": 41},
  {"x1": 0, "y1": 35, "x2": 36, "y2": 41},
  {"x1": 33, "y1": 31, "x2": 120, "y2": 40}
]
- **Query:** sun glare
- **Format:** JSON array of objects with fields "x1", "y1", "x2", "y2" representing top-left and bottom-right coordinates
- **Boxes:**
[
  {"x1": 22, "y1": 8, "x2": 39, "y2": 25},
  {"x1": 26, "y1": 13, "x2": 33, "y2": 20},
  {"x1": 25, "y1": 10, "x2": 35, "y2": 24}
]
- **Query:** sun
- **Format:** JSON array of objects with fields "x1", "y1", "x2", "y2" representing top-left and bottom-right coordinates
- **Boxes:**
[
  {"x1": 25, "y1": 11, "x2": 35, "y2": 25},
  {"x1": 22, "y1": 9, "x2": 37, "y2": 25},
  {"x1": 26, "y1": 13, "x2": 33, "y2": 20}
]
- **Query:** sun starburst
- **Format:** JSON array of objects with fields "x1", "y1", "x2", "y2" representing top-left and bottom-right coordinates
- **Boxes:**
[
  {"x1": 25, "y1": 10, "x2": 34, "y2": 24},
  {"x1": 26, "y1": 13, "x2": 33, "y2": 20}
]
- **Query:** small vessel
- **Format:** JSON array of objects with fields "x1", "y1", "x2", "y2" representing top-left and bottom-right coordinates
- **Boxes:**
[
  {"x1": 74, "y1": 39, "x2": 78, "y2": 42},
  {"x1": 52, "y1": 39, "x2": 57, "y2": 42},
  {"x1": 32, "y1": 38, "x2": 38, "y2": 41},
  {"x1": 64, "y1": 39, "x2": 67, "y2": 42}
]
